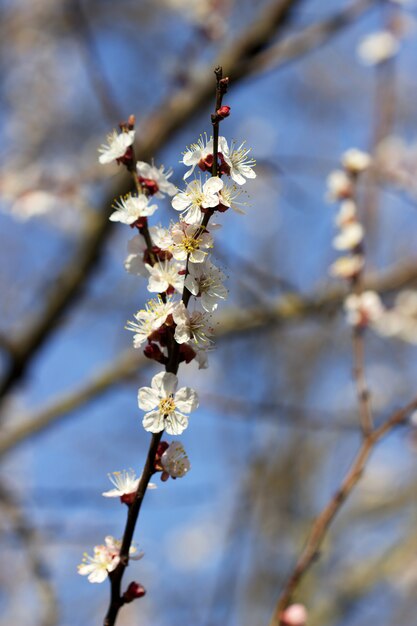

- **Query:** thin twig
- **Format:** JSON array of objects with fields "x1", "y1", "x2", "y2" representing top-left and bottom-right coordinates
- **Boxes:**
[
  {"x1": 352, "y1": 326, "x2": 373, "y2": 435},
  {"x1": 268, "y1": 395, "x2": 417, "y2": 625}
]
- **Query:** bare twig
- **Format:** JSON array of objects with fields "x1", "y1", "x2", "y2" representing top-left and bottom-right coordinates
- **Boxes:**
[
  {"x1": 352, "y1": 326, "x2": 374, "y2": 435},
  {"x1": 268, "y1": 395, "x2": 417, "y2": 625}
]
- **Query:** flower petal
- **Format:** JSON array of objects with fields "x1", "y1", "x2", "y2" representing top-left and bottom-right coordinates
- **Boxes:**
[
  {"x1": 164, "y1": 411, "x2": 189, "y2": 435},
  {"x1": 142, "y1": 410, "x2": 165, "y2": 433},
  {"x1": 88, "y1": 569, "x2": 109, "y2": 584},
  {"x1": 152, "y1": 371, "x2": 178, "y2": 396},
  {"x1": 138, "y1": 387, "x2": 159, "y2": 411},
  {"x1": 175, "y1": 387, "x2": 199, "y2": 413}
]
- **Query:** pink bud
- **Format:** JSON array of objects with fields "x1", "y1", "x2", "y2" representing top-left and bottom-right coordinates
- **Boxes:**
[
  {"x1": 217, "y1": 105, "x2": 231, "y2": 119},
  {"x1": 281, "y1": 604, "x2": 308, "y2": 626},
  {"x1": 123, "y1": 581, "x2": 146, "y2": 603}
]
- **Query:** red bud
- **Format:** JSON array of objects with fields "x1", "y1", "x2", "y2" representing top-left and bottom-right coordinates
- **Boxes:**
[
  {"x1": 123, "y1": 582, "x2": 146, "y2": 603},
  {"x1": 217, "y1": 105, "x2": 230, "y2": 119}
]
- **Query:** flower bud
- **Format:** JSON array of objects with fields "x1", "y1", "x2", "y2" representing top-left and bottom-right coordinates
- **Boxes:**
[
  {"x1": 219, "y1": 77, "x2": 229, "y2": 92},
  {"x1": 123, "y1": 581, "x2": 146, "y2": 603},
  {"x1": 143, "y1": 342, "x2": 167, "y2": 364},
  {"x1": 138, "y1": 176, "x2": 159, "y2": 196},
  {"x1": 116, "y1": 146, "x2": 134, "y2": 167},
  {"x1": 154, "y1": 441, "x2": 170, "y2": 472},
  {"x1": 217, "y1": 105, "x2": 231, "y2": 119}
]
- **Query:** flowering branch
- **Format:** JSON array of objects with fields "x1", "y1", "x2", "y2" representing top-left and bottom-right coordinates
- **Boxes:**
[{"x1": 76, "y1": 66, "x2": 257, "y2": 626}]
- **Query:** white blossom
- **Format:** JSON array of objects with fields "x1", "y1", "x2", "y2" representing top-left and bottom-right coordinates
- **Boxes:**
[
  {"x1": 342, "y1": 149, "x2": 371, "y2": 174},
  {"x1": 172, "y1": 177, "x2": 223, "y2": 224},
  {"x1": 150, "y1": 224, "x2": 173, "y2": 251},
  {"x1": 138, "y1": 371, "x2": 198, "y2": 435},
  {"x1": 170, "y1": 222, "x2": 213, "y2": 264},
  {"x1": 98, "y1": 129, "x2": 135, "y2": 165},
  {"x1": 173, "y1": 301, "x2": 213, "y2": 346},
  {"x1": 373, "y1": 290, "x2": 417, "y2": 343},
  {"x1": 102, "y1": 469, "x2": 156, "y2": 498},
  {"x1": 110, "y1": 194, "x2": 157, "y2": 225},
  {"x1": 344, "y1": 291, "x2": 384, "y2": 327},
  {"x1": 182, "y1": 134, "x2": 228, "y2": 180},
  {"x1": 126, "y1": 298, "x2": 174, "y2": 348},
  {"x1": 136, "y1": 161, "x2": 177, "y2": 197},
  {"x1": 145, "y1": 260, "x2": 185, "y2": 294},
  {"x1": 78, "y1": 536, "x2": 142, "y2": 583},
  {"x1": 161, "y1": 441, "x2": 191, "y2": 478},
  {"x1": 184, "y1": 260, "x2": 227, "y2": 312},
  {"x1": 219, "y1": 183, "x2": 246, "y2": 214},
  {"x1": 332, "y1": 222, "x2": 364, "y2": 250},
  {"x1": 357, "y1": 31, "x2": 400, "y2": 66},
  {"x1": 329, "y1": 255, "x2": 364, "y2": 279},
  {"x1": 326, "y1": 170, "x2": 352, "y2": 202},
  {"x1": 222, "y1": 139, "x2": 256, "y2": 185}
]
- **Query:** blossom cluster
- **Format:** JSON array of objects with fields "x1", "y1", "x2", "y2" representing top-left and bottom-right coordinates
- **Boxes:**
[
  {"x1": 79, "y1": 98, "x2": 256, "y2": 592},
  {"x1": 327, "y1": 149, "x2": 417, "y2": 343},
  {"x1": 327, "y1": 148, "x2": 370, "y2": 281},
  {"x1": 116, "y1": 128, "x2": 255, "y2": 434},
  {"x1": 327, "y1": 149, "x2": 386, "y2": 331}
]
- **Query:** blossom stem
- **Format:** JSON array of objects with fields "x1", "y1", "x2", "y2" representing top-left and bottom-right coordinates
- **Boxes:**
[
  {"x1": 349, "y1": 173, "x2": 374, "y2": 436},
  {"x1": 129, "y1": 145, "x2": 158, "y2": 267},
  {"x1": 104, "y1": 432, "x2": 162, "y2": 626},
  {"x1": 211, "y1": 66, "x2": 227, "y2": 177},
  {"x1": 179, "y1": 66, "x2": 227, "y2": 307}
]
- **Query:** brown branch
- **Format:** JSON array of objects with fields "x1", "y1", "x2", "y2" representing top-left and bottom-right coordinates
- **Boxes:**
[
  {"x1": 268, "y1": 395, "x2": 417, "y2": 626},
  {"x1": 246, "y1": 0, "x2": 377, "y2": 78},
  {"x1": 352, "y1": 326, "x2": 374, "y2": 435}
]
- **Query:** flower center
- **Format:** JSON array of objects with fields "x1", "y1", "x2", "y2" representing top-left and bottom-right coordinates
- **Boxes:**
[
  {"x1": 159, "y1": 396, "x2": 176, "y2": 415},
  {"x1": 182, "y1": 235, "x2": 200, "y2": 253}
]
